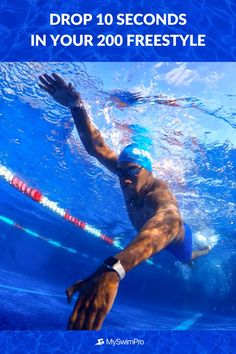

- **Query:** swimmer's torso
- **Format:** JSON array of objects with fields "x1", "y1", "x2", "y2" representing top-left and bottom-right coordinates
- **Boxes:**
[{"x1": 120, "y1": 177, "x2": 182, "y2": 232}]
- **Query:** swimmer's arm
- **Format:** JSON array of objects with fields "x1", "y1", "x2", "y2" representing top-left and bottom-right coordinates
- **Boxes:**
[
  {"x1": 39, "y1": 73, "x2": 118, "y2": 173},
  {"x1": 66, "y1": 211, "x2": 182, "y2": 330},
  {"x1": 114, "y1": 212, "x2": 181, "y2": 272},
  {"x1": 71, "y1": 106, "x2": 118, "y2": 173}
]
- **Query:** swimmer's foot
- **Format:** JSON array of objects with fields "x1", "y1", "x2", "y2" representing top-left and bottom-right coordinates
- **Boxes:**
[
  {"x1": 191, "y1": 245, "x2": 212, "y2": 261},
  {"x1": 65, "y1": 280, "x2": 82, "y2": 303},
  {"x1": 199, "y1": 245, "x2": 212, "y2": 254}
]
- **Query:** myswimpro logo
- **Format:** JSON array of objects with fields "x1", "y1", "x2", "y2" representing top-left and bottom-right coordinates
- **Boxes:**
[
  {"x1": 95, "y1": 338, "x2": 105, "y2": 346},
  {"x1": 95, "y1": 338, "x2": 144, "y2": 346}
]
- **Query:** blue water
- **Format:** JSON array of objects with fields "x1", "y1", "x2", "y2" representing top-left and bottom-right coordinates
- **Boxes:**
[{"x1": 0, "y1": 62, "x2": 235, "y2": 330}]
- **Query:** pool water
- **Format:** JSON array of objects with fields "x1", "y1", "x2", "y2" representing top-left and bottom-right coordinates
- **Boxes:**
[{"x1": 0, "y1": 62, "x2": 235, "y2": 330}]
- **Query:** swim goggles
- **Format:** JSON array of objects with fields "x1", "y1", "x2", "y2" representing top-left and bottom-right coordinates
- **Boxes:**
[{"x1": 116, "y1": 166, "x2": 143, "y2": 178}]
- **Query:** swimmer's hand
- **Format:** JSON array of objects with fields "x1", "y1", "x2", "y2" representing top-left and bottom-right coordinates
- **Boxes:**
[
  {"x1": 66, "y1": 269, "x2": 119, "y2": 330},
  {"x1": 39, "y1": 73, "x2": 82, "y2": 109}
]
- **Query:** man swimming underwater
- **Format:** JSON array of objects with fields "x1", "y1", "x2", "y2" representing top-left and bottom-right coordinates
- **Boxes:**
[{"x1": 39, "y1": 73, "x2": 211, "y2": 330}]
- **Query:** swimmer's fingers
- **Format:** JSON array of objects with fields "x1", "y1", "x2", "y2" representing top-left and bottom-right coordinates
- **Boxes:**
[
  {"x1": 67, "y1": 290, "x2": 107, "y2": 330},
  {"x1": 52, "y1": 73, "x2": 80, "y2": 98},
  {"x1": 39, "y1": 74, "x2": 63, "y2": 94},
  {"x1": 68, "y1": 82, "x2": 77, "y2": 94},
  {"x1": 80, "y1": 305, "x2": 106, "y2": 330},
  {"x1": 39, "y1": 75, "x2": 51, "y2": 87},
  {"x1": 39, "y1": 74, "x2": 57, "y2": 89},
  {"x1": 39, "y1": 76, "x2": 55, "y2": 93},
  {"x1": 65, "y1": 280, "x2": 83, "y2": 303},
  {"x1": 67, "y1": 294, "x2": 87, "y2": 330},
  {"x1": 67, "y1": 271, "x2": 119, "y2": 330},
  {"x1": 43, "y1": 73, "x2": 59, "y2": 88},
  {"x1": 74, "y1": 293, "x2": 100, "y2": 330},
  {"x1": 39, "y1": 73, "x2": 81, "y2": 107},
  {"x1": 38, "y1": 83, "x2": 54, "y2": 94},
  {"x1": 52, "y1": 73, "x2": 68, "y2": 88}
]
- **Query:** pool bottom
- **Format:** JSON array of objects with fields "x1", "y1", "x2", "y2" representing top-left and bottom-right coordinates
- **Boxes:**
[{"x1": 0, "y1": 268, "x2": 235, "y2": 330}]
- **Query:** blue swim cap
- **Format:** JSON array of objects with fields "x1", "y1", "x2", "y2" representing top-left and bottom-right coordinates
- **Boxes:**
[{"x1": 118, "y1": 144, "x2": 153, "y2": 172}]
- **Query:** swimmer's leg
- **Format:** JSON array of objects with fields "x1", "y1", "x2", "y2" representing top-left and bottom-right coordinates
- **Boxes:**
[{"x1": 191, "y1": 245, "x2": 211, "y2": 261}]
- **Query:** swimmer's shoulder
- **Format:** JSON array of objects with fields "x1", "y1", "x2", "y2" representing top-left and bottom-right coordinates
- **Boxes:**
[
  {"x1": 152, "y1": 177, "x2": 170, "y2": 191},
  {"x1": 146, "y1": 177, "x2": 178, "y2": 209}
]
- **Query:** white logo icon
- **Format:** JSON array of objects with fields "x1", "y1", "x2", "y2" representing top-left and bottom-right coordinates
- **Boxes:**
[{"x1": 95, "y1": 338, "x2": 105, "y2": 346}]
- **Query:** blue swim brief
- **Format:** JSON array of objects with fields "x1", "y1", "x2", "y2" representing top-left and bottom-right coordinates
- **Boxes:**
[{"x1": 165, "y1": 222, "x2": 193, "y2": 264}]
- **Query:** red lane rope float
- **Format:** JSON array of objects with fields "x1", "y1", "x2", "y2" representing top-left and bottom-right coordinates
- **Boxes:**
[
  {"x1": 11, "y1": 177, "x2": 43, "y2": 202},
  {"x1": 0, "y1": 165, "x2": 114, "y2": 246}
]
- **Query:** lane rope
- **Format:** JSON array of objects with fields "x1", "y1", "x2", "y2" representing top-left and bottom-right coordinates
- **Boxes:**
[
  {"x1": 0, "y1": 164, "x2": 114, "y2": 246},
  {"x1": 0, "y1": 215, "x2": 77, "y2": 254},
  {"x1": 0, "y1": 164, "x2": 164, "y2": 271}
]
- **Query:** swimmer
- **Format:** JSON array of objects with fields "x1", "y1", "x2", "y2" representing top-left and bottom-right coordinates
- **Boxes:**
[{"x1": 39, "y1": 73, "x2": 212, "y2": 330}]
